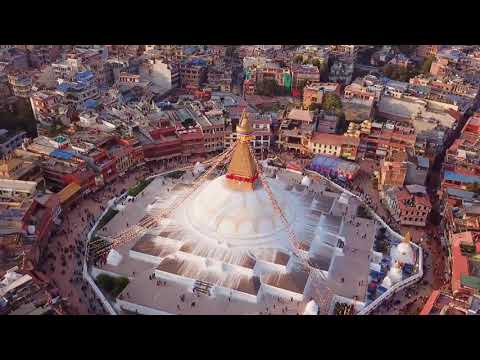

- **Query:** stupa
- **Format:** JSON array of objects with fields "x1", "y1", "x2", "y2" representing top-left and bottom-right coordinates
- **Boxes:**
[{"x1": 93, "y1": 111, "x2": 380, "y2": 315}]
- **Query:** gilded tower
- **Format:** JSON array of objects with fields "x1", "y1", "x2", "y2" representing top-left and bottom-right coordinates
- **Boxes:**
[{"x1": 226, "y1": 111, "x2": 258, "y2": 191}]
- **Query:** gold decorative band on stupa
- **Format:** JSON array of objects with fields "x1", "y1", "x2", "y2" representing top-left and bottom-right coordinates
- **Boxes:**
[{"x1": 226, "y1": 110, "x2": 258, "y2": 191}]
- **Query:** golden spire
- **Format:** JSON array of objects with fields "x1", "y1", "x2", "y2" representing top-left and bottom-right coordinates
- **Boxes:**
[
  {"x1": 403, "y1": 232, "x2": 412, "y2": 243},
  {"x1": 236, "y1": 110, "x2": 254, "y2": 138},
  {"x1": 225, "y1": 110, "x2": 257, "y2": 191}
]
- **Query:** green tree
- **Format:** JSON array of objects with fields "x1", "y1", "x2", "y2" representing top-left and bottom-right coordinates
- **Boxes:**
[
  {"x1": 311, "y1": 58, "x2": 321, "y2": 68},
  {"x1": 294, "y1": 55, "x2": 303, "y2": 64},
  {"x1": 323, "y1": 93, "x2": 343, "y2": 113},
  {"x1": 335, "y1": 113, "x2": 348, "y2": 134},
  {"x1": 467, "y1": 182, "x2": 480, "y2": 194},
  {"x1": 296, "y1": 79, "x2": 308, "y2": 92},
  {"x1": 96, "y1": 274, "x2": 115, "y2": 293},
  {"x1": 308, "y1": 103, "x2": 322, "y2": 112},
  {"x1": 382, "y1": 64, "x2": 417, "y2": 82},
  {"x1": 256, "y1": 79, "x2": 281, "y2": 97},
  {"x1": 420, "y1": 55, "x2": 435, "y2": 75}
]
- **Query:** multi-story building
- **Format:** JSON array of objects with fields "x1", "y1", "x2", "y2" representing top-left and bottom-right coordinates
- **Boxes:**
[
  {"x1": 29, "y1": 90, "x2": 72, "y2": 127},
  {"x1": 415, "y1": 45, "x2": 442, "y2": 59},
  {"x1": 430, "y1": 58, "x2": 450, "y2": 77},
  {"x1": 291, "y1": 64, "x2": 320, "y2": 88},
  {"x1": 406, "y1": 155, "x2": 430, "y2": 186},
  {"x1": 0, "y1": 152, "x2": 43, "y2": 183},
  {"x1": 382, "y1": 186, "x2": 432, "y2": 227},
  {"x1": 344, "y1": 81, "x2": 381, "y2": 102},
  {"x1": 243, "y1": 79, "x2": 256, "y2": 96},
  {"x1": 306, "y1": 133, "x2": 359, "y2": 160},
  {"x1": 207, "y1": 64, "x2": 232, "y2": 92},
  {"x1": 0, "y1": 129, "x2": 27, "y2": 159},
  {"x1": 179, "y1": 59, "x2": 207, "y2": 88},
  {"x1": 362, "y1": 121, "x2": 417, "y2": 160},
  {"x1": 329, "y1": 58, "x2": 354, "y2": 85},
  {"x1": 195, "y1": 113, "x2": 225, "y2": 155},
  {"x1": 316, "y1": 111, "x2": 339, "y2": 134},
  {"x1": 277, "y1": 108, "x2": 316, "y2": 154},
  {"x1": 378, "y1": 152, "x2": 408, "y2": 190},
  {"x1": 255, "y1": 62, "x2": 292, "y2": 94},
  {"x1": 7, "y1": 72, "x2": 32, "y2": 98},
  {"x1": 303, "y1": 82, "x2": 341, "y2": 109},
  {"x1": 56, "y1": 78, "x2": 99, "y2": 109}
]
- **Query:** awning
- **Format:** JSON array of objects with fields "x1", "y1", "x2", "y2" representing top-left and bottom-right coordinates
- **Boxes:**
[
  {"x1": 58, "y1": 182, "x2": 82, "y2": 204},
  {"x1": 461, "y1": 275, "x2": 480, "y2": 290}
]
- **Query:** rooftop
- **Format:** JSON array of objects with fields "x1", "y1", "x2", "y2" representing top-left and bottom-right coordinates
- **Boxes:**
[{"x1": 0, "y1": 179, "x2": 37, "y2": 194}]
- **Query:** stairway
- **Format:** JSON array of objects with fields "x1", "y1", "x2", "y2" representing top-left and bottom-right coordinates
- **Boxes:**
[{"x1": 193, "y1": 280, "x2": 213, "y2": 296}]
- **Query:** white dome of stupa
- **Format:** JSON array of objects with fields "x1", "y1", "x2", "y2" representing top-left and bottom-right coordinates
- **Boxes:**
[
  {"x1": 193, "y1": 162, "x2": 206, "y2": 176},
  {"x1": 301, "y1": 175, "x2": 312, "y2": 187},
  {"x1": 381, "y1": 276, "x2": 392, "y2": 289},
  {"x1": 184, "y1": 175, "x2": 296, "y2": 248},
  {"x1": 303, "y1": 300, "x2": 319, "y2": 315},
  {"x1": 392, "y1": 242, "x2": 414, "y2": 265},
  {"x1": 390, "y1": 232, "x2": 415, "y2": 265},
  {"x1": 386, "y1": 262, "x2": 403, "y2": 284},
  {"x1": 106, "y1": 249, "x2": 123, "y2": 266}
]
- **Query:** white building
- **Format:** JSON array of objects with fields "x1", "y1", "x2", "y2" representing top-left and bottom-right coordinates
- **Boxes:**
[{"x1": 139, "y1": 59, "x2": 179, "y2": 95}]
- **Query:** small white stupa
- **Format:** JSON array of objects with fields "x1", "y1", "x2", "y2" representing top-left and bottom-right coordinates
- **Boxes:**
[
  {"x1": 301, "y1": 175, "x2": 312, "y2": 187},
  {"x1": 303, "y1": 300, "x2": 319, "y2": 315},
  {"x1": 1, "y1": 270, "x2": 22, "y2": 287},
  {"x1": 391, "y1": 232, "x2": 415, "y2": 265},
  {"x1": 193, "y1": 162, "x2": 206, "y2": 176},
  {"x1": 386, "y1": 261, "x2": 403, "y2": 285},
  {"x1": 381, "y1": 275, "x2": 393, "y2": 289},
  {"x1": 106, "y1": 249, "x2": 123, "y2": 266}
]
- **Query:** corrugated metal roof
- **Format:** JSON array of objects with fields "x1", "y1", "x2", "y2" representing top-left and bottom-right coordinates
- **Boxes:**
[
  {"x1": 444, "y1": 171, "x2": 480, "y2": 184},
  {"x1": 446, "y1": 187, "x2": 476, "y2": 200},
  {"x1": 461, "y1": 275, "x2": 480, "y2": 290},
  {"x1": 416, "y1": 155, "x2": 429, "y2": 169},
  {"x1": 57, "y1": 182, "x2": 82, "y2": 204},
  {"x1": 50, "y1": 149, "x2": 75, "y2": 160}
]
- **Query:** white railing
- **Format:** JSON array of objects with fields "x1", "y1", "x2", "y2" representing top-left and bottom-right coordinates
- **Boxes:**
[{"x1": 83, "y1": 196, "x2": 120, "y2": 315}]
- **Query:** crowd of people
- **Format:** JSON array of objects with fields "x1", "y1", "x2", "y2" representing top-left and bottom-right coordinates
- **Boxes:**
[{"x1": 38, "y1": 158, "x2": 199, "y2": 315}]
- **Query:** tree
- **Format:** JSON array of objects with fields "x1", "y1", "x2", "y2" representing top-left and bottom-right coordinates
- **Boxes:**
[
  {"x1": 294, "y1": 55, "x2": 303, "y2": 64},
  {"x1": 296, "y1": 79, "x2": 308, "y2": 93},
  {"x1": 96, "y1": 274, "x2": 115, "y2": 293},
  {"x1": 382, "y1": 64, "x2": 417, "y2": 82},
  {"x1": 256, "y1": 79, "x2": 281, "y2": 97},
  {"x1": 323, "y1": 93, "x2": 343, "y2": 113},
  {"x1": 335, "y1": 113, "x2": 348, "y2": 134},
  {"x1": 420, "y1": 55, "x2": 435, "y2": 75},
  {"x1": 467, "y1": 182, "x2": 480, "y2": 194},
  {"x1": 308, "y1": 103, "x2": 322, "y2": 112},
  {"x1": 311, "y1": 58, "x2": 321, "y2": 68}
]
